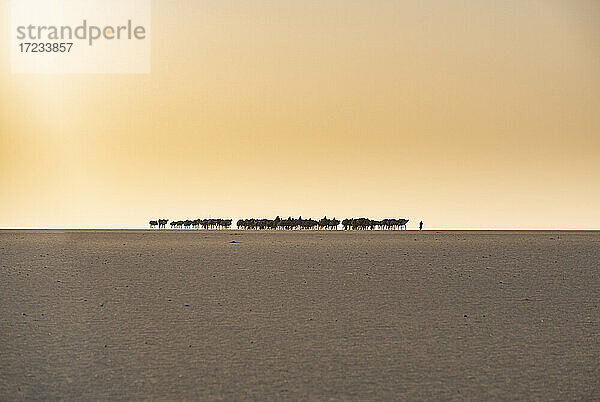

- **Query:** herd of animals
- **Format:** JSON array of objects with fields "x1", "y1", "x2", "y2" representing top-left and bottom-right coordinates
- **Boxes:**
[{"x1": 149, "y1": 217, "x2": 409, "y2": 230}]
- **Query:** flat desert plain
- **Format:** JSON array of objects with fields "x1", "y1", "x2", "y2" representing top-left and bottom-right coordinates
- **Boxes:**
[{"x1": 1, "y1": 230, "x2": 598, "y2": 400}]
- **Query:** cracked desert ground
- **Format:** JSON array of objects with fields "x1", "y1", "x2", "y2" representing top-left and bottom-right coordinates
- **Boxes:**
[{"x1": 1, "y1": 230, "x2": 598, "y2": 400}]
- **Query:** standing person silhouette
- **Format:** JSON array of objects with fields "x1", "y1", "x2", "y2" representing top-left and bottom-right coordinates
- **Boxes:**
[{"x1": 419, "y1": 221, "x2": 423, "y2": 230}]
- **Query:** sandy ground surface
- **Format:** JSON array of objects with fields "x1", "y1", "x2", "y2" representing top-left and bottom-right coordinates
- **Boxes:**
[{"x1": 0, "y1": 230, "x2": 598, "y2": 400}]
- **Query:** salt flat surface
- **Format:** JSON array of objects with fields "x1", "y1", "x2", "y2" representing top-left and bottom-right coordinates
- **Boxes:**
[{"x1": 1, "y1": 230, "x2": 598, "y2": 400}]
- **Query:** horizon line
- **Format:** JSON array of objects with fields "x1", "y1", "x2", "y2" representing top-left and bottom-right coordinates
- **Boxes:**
[{"x1": 1, "y1": 227, "x2": 599, "y2": 231}]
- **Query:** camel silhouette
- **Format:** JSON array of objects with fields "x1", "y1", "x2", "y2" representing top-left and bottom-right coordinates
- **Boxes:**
[
  {"x1": 341, "y1": 218, "x2": 408, "y2": 230},
  {"x1": 149, "y1": 219, "x2": 168, "y2": 229},
  {"x1": 155, "y1": 218, "x2": 234, "y2": 230}
]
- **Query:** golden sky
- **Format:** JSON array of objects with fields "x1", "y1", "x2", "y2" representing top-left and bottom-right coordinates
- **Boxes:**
[{"x1": 1, "y1": 0, "x2": 599, "y2": 229}]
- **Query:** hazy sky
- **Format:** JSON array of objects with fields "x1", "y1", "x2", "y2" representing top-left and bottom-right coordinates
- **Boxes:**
[{"x1": 1, "y1": 0, "x2": 599, "y2": 229}]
